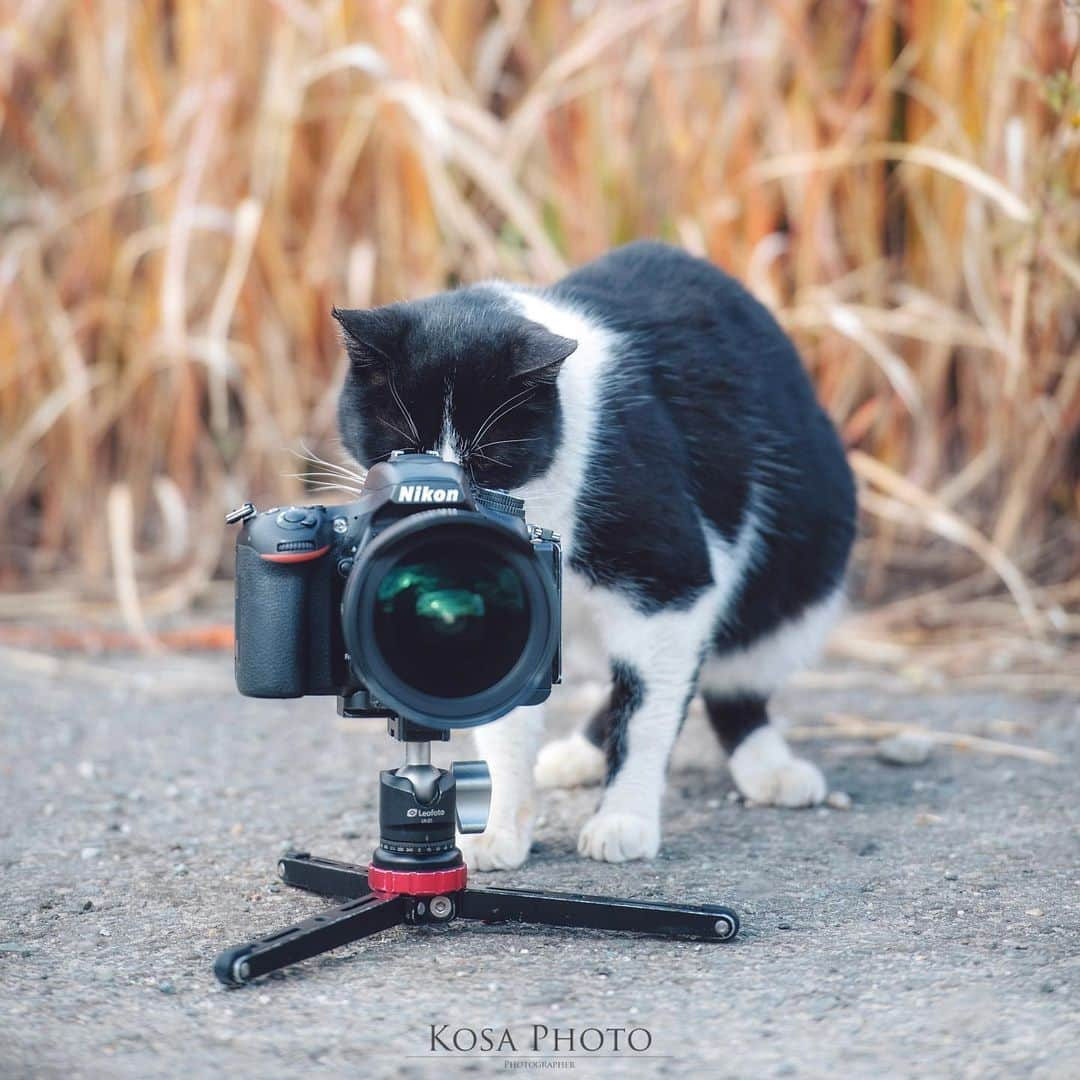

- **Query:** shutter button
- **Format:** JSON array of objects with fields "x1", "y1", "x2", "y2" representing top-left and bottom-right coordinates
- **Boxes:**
[{"x1": 277, "y1": 507, "x2": 308, "y2": 529}]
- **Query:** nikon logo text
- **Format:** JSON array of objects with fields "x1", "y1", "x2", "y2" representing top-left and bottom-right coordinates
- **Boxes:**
[{"x1": 395, "y1": 485, "x2": 461, "y2": 505}]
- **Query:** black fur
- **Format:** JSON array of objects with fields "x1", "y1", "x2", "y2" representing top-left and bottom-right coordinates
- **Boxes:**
[
  {"x1": 583, "y1": 660, "x2": 645, "y2": 782},
  {"x1": 703, "y1": 694, "x2": 770, "y2": 754}
]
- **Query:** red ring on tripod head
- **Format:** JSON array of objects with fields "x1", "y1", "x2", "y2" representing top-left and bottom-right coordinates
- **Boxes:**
[{"x1": 367, "y1": 862, "x2": 467, "y2": 897}]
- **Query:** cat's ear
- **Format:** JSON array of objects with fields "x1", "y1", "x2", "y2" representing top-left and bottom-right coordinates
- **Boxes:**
[
  {"x1": 513, "y1": 321, "x2": 578, "y2": 383},
  {"x1": 332, "y1": 306, "x2": 402, "y2": 370}
]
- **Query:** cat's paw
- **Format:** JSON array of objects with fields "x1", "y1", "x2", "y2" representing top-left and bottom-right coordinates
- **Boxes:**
[
  {"x1": 459, "y1": 825, "x2": 532, "y2": 871},
  {"x1": 534, "y1": 733, "x2": 606, "y2": 789},
  {"x1": 729, "y1": 726, "x2": 826, "y2": 808},
  {"x1": 577, "y1": 811, "x2": 660, "y2": 863},
  {"x1": 738, "y1": 758, "x2": 826, "y2": 807}
]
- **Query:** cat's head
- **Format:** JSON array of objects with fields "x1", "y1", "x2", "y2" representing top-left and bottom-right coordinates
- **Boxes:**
[{"x1": 334, "y1": 288, "x2": 577, "y2": 490}]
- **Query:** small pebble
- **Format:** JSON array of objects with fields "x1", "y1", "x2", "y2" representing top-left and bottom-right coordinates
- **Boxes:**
[
  {"x1": 826, "y1": 791, "x2": 852, "y2": 811},
  {"x1": 157, "y1": 980, "x2": 176, "y2": 995},
  {"x1": 80, "y1": 847, "x2": 100, "y2": 861},
  {"x1": 944, "y1": 871, "x2": 958, "y2": 881},
  {"x1": 878, "y1": 732, "x2": 934, "y2": 765}
]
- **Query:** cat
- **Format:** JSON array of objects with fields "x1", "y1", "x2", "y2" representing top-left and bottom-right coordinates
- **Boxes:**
[{"x1": 335, "y1": 241, "x2": 856, "y2": 868}]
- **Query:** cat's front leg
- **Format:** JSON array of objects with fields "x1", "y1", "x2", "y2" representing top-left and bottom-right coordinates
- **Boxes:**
[
  {"x1": 577, "y1": 608, "x2": 703, "y2": 863},
  {"x1": 457, "y1": 704, "x2": 543, "y2": 871}
]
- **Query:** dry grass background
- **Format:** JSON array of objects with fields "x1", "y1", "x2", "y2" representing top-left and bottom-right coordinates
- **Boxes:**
[{"x1": 0, "y1": 0, "x2": 1077, "y2": 678}]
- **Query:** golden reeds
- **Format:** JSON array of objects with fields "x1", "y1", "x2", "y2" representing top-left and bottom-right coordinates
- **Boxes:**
[{"x1": 0, "y1": 1, "x2": 1077, "y2": 657}]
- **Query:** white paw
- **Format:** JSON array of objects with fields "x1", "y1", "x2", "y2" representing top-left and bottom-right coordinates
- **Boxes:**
[
  {"x1": 739, "y1": 758, "x2": 827, "y2": 807},
  {"x1": 729, "y1": 726, "x2": 826, "y2": 808},
  {"x1": 577, "y1": 811, "x2": 660, "y2": 863},
  {"x1": 534, "y1": 733, "x2": 606, "y2": 790},
  {"x1": 459, "y1": 824, "x2": 532, "y2": 871}
]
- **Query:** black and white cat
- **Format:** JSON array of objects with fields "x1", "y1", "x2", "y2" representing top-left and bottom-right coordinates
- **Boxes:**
[{"x1": 335, "y1": 241, "x2": 856, "y2": 868}]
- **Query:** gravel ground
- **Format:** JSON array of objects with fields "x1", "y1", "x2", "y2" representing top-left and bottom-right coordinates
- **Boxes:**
[{"x1": 0, "y1": 644, "x2": 1077, "y2": 1079}]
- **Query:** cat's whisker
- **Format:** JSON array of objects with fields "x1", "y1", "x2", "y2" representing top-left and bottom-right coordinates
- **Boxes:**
[
  {"x1": 468, "y1": 385, "x2": 537, "y2": 448},
  {"x1": 376, "y1": 414, "x2": 418, "y2": 446},
  {"x1": 294, "y1": 475, "x2": 365, "y2": 492},
  {"x1": 325, "y1": 433, "x2": 370, "y2": 474},
  {"x1": 468, "y1": 389, "x2": 525, "y2": 449},
  {"x1": 293, "y1": 440, "x2": 356, "y2": 473},
  {"x1": 470, "y1": 388, "x2": 537, "y2": 449},
  {"x1": 470, "y1": 435, "x2": 541, "y2": 454},
  {"x1": 292, "y1": 457, "x2": 366, "y2": 485},
  {"x1": 290, "y1": 443, "x2": 367, "y2": 483},
  {"x1": 388, "y1": 373, "x2": 421, "y2": 444},
  {"x1": 472, "y1": 388, "x2": 535, "y2": 446},
  {"x1": 302, "y1": 483, "x2": 365, "y2": 498},
  {"x1": 470, "y1": 451, "x2": 511, "y2": 468},
  {"x1": 285, "y1": 471, "x2": 366, "y2": 493}
]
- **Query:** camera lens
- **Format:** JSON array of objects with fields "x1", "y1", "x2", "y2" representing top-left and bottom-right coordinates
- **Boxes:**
[{"x1": 370, "y1": 540, "x2": 531, "y2": 699}]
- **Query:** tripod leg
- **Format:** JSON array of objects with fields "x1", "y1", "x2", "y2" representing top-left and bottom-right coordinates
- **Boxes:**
[
  {"x1": 278, "y1": 851, "x2": 370, "y2": 898},
  {"x1": 458, "y1": 885, "x2": 738, "y2": 941},
  {"x1": 214, "y1": 893, "x2": 407, "y2": 987}
]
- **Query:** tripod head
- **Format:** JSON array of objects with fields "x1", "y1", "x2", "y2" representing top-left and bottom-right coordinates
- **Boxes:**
[{"x1": 367, "y1": 714, "x2": 491, "y2": 895}]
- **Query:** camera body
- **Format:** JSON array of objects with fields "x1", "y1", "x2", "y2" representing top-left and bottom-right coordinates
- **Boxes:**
[{"x1": 232, "y1": 451, "x2": 561, "y2": 728}]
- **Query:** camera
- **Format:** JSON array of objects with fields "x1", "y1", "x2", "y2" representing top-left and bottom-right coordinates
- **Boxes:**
[{"x1": 228, "y1": 450, "x2": 561, "y2": 729}]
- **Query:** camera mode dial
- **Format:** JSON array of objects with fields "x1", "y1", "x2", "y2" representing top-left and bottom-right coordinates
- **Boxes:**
[{"x1": 243, "y1": 504, "x2": 333, "y2": 565}]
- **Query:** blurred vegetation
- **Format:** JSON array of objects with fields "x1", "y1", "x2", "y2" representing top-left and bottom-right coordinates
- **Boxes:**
[{"x1": 0, "y1": 0, "x2": 1077, "y2": 653}]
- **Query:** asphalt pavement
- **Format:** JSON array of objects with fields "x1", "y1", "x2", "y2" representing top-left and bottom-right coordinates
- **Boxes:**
[{"x1": 0, "y1": 645, "x2": 1077, "y2": 1078}]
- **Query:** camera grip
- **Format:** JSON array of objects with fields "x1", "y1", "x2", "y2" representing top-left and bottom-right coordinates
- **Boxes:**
[{"x1": 234, "y1": 544, "x2": 310, "y2": 697}]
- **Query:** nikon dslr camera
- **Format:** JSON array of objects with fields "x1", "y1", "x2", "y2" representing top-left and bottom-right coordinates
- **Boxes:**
[{"x1": 229, "y1": 450, "x2": 561, "y2": 729}]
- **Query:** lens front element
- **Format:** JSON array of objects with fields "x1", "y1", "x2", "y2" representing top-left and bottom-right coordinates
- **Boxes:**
[
  {"x1": 343, "y1": 511, "x2": 559, "y2": 728},
  {"x1": 372, "y1": 541, "x2": 531, "y2": 699}
]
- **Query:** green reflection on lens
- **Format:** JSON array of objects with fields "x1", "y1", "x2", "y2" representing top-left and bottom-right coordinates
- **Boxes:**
[
  {"x1": 415, "y1": 589, "x2": 485, "y2": 631},
  {"x1": 372, "y1": 542, "x2": 531, "y2": 699}
]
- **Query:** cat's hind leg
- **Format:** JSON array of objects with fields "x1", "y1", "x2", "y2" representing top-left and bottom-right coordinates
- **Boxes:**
[
  {"x1": 700, "y1": 593, "x2": 842, "y2": 807},
  {"x1": 533, "y1": 694, "x2": 609, "y2": 790},
  {"x1": 703, "y1": 694, "x2": 825, "y2": 807}
]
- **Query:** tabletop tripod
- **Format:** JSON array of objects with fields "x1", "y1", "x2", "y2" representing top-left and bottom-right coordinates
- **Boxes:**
[{"x1": 214, "y1": 715, "x2": 739, "y2": 987}]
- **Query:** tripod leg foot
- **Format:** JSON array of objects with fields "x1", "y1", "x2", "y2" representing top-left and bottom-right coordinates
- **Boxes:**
[
  {"x1": 213, "y1": 893, "x2": 407, "y2": 987},
  {"x1": 214, "y1": 943, "x2": 258, "y2": 988},
  {"x1": 459, "y1": 885, "x2": 739, "y2": 941}
]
